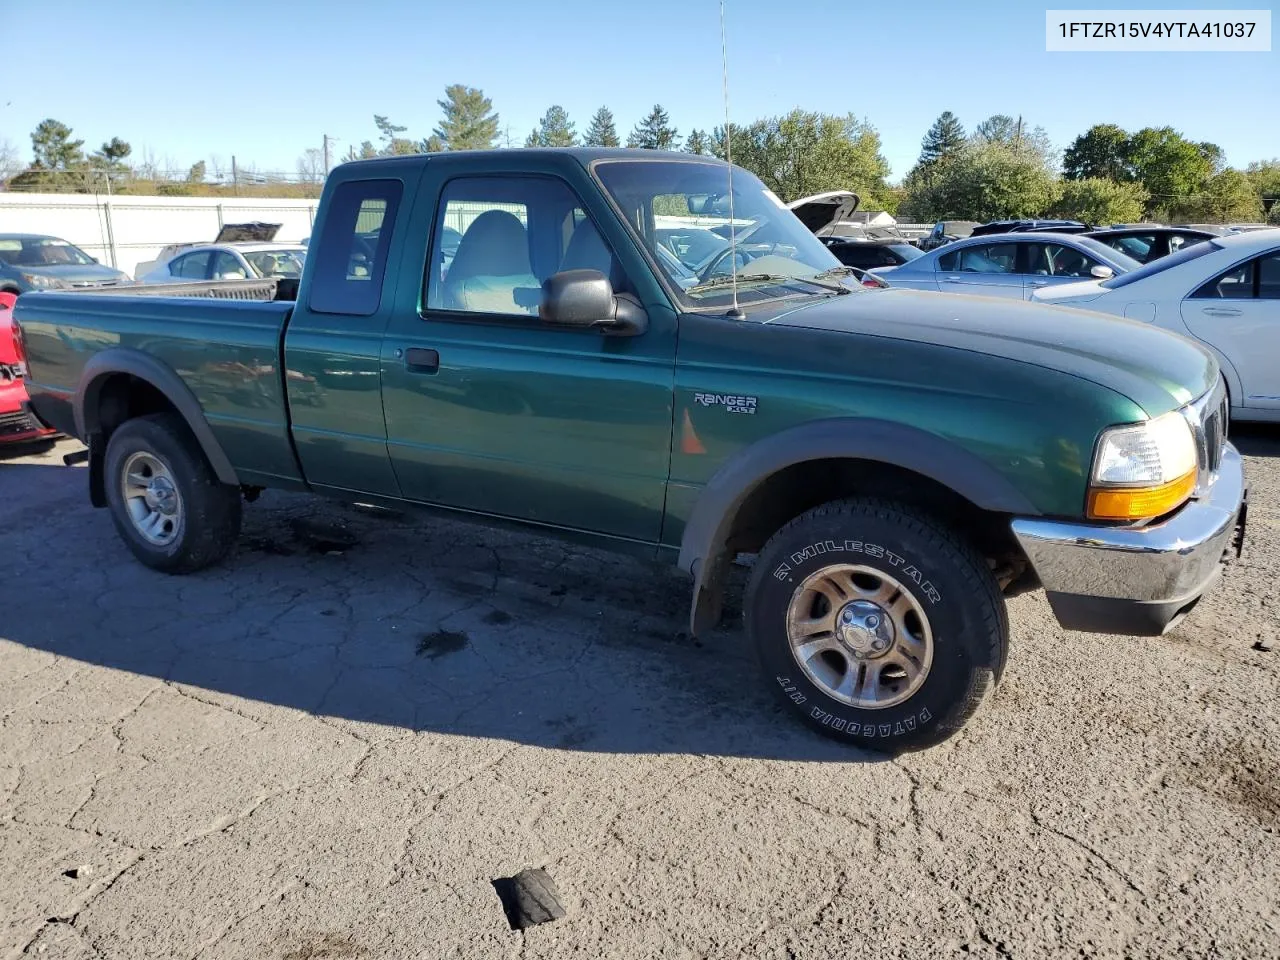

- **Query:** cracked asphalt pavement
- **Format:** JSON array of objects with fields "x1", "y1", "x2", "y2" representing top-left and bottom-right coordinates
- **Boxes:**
[{"x1": 3, "y1": 433, "x2": 1279, "y2": 959}]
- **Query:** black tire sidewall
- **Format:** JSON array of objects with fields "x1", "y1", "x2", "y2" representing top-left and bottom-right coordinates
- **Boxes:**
[
  {"x1": 749, "y1": 504, "x2": 1000, "y2": 749},
  {"x1": 103, "y1": 416, "x2": 235, "y2": 571}
]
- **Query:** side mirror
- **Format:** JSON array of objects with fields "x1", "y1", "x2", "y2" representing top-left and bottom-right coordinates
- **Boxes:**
[
  {"x1": 1089, "y1": 264, "x2": 1114, "y2": 280},
  {"x1": 540, "y1": 269, "x2": 647, "y2": 337}
]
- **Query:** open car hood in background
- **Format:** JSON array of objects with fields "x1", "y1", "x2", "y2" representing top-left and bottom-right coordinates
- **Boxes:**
[
  {"x1": 214, "y1": 222, "x2": 282, "y2": 243},
  {"x1": 786, "y1": 191, "x2": 860, "y2": 236}
]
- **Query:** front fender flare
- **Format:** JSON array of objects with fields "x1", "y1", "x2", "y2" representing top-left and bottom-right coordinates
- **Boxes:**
[
  {"x1": 75, "y1": 348, "x2": 239, "y2": 487},
  {"x1": 678, "y1": 418, "x2": 1041, "y2": 634}
]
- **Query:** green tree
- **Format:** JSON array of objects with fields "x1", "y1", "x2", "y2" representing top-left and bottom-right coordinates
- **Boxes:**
[
  {"x1": 583, "y1": 107, "x2": 620, "y2": 147},
  {"x1": 525, "y1": 105, "x2": 576, "y2": 148},
  {"x1": 187, "y1": 160, "x2": 207, "y2": 183},
  {"x1": 1126, "y1": 127, "x2": 1213, "y2": 204},
  {"x1": 1049, "y1": 177, "x2": 1148, "y2": 225},
  {"x1": 433, "y1": 85, "x2": 500, "y2": 151},
  {"x1": 627, "y1": 105, "x2": 679, "y2": 150},
  {"x1": 373, "y1": 114, "x2": 416, "y2": 155},
  {"x1": 1062, "y1": 124, "x2": 1131, "y2": 181},
  {"x1": 972, "y1": 114, "x2": 1054, "y2": 163},
  {"x1": 685, "y1": 129, "x2": 710, "y2": 155},
  {"x1": 714, "y1": 110, "x2": 890, "y2": 205},
  {"x1": 918, "y1": 111, "x2": 965, "y2": 166},
  {"x1": 1245, "y1": 160, "x2": 1280, "y2": 222},
  {"x1": 421, "y1": 135, "x2": 446, "y2": 153},
  {"x1": 30, "y1": 118, "x2": 84, "y2": 170},
  {"x1": 1170, "y1": 169, "x2": 1264, "y2": 223},
  {"x1": 901, "y1": 139, "x2": 1059, "y2": 221}
]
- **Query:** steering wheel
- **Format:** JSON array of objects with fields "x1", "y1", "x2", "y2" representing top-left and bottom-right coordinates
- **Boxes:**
[{"x1": 698, "y1": 245, "x2": 739, "y2": 282}]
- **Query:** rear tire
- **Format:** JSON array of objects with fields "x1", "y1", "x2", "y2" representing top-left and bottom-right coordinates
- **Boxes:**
[
  {"x1": 746, "y1": 497, "x2": 1007, "y2": 752},
  {"x1": 103, "y1": 413, "x2": 242, "y2": 573}
]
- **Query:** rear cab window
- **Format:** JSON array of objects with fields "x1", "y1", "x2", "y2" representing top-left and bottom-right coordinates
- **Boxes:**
[{"x1": 308, "y1": 179, "x2": 404, "y2": 315}]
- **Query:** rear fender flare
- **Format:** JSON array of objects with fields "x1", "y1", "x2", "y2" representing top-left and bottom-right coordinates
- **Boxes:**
[
  {"x1": 678, "y1": 418, "x2": 1041, "y2": 634},
  {"x1": 75, "y1": 348, "x2": 239, "y2": 487}
]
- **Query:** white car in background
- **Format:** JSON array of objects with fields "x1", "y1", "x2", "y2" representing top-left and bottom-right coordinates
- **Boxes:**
[
  {"x1": 136, "y1": 243, "x2": 307, "y2": 285},
  {"x1": 1032, "y1": 228, "x2": 1280, "y2": 422}
]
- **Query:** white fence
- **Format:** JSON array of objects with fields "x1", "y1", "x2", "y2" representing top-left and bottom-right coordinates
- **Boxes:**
[{"x1": 0, "y1": 193, "x2": 319, "y2": 279}]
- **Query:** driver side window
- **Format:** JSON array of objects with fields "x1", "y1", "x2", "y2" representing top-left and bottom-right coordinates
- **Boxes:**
[{"x1": 425, "y1": 176, "x2": 625, "y2": 320}]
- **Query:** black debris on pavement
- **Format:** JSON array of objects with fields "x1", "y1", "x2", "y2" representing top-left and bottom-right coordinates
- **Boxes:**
[{"x1": 491, "y1": 868, "x2": 567, "y2": 931}]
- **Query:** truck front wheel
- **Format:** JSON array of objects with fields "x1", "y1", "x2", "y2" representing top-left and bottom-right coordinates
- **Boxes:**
[
  {"x1": 103, "y1": 413, "x2": 242, "y2": 573},
  {"x1": 746, "y1": 498, "x2": 1007, "y2": 752}
]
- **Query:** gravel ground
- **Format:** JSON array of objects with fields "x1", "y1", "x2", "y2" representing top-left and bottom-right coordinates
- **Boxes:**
[{"x1": 2, "y1": 432, "x2": 1278, "y2": 960}]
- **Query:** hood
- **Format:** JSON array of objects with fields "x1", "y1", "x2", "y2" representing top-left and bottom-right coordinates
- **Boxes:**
[
  {"x1": 13, "y1": 262, "x2": 128, "y2": 284},
  {"x1": 214, "y1": 222, "x2": 281, "y2": 243},
  {"x1": 787, "y1": 191, "x2": 859, "y2": 237},
  {"x1": 764, "y1": 288, "x2": 1218, "y2": 416},
  {"x1": 1030, "y1": 278, "x2": 1107, "y2": 304}
]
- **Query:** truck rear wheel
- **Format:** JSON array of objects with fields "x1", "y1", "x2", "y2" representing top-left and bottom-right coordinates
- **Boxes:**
[
  {"x1": 746, "y1": 497, "x2": 1007, "y2": 752},
  {"x1": 103, "y1": 413, "x2": 242, "y2": 573}
]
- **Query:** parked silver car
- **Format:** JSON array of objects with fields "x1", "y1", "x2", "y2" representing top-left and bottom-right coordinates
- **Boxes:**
[{"x1": 872, "y1": 232, "x2": 1140, "y2": 299}]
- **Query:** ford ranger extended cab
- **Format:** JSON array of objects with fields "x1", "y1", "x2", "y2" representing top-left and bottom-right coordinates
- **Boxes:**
[{"x1": 18, "y1": 149, "x2": 1248, "y2": 751}]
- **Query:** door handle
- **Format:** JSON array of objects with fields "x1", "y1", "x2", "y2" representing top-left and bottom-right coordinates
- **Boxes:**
[
  {"x1": 1202, "y1": 307, "x2": 1241, "y2": 317},
  {"x1": 945, "y1": 275, "x2": 961, "y2": 281},
  {"x1": 404, "y1": 347, "x2": 440, "y2": 373},
  {"x1": 1030, "y1": 280, "x2": 1050, "y2": 286}
]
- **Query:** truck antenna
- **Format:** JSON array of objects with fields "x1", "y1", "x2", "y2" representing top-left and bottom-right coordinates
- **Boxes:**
[{"x1": 720, "y1": 0, "x2": 743, "y2": 320}]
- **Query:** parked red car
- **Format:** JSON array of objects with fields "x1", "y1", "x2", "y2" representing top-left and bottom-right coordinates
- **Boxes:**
[{"x1": 0, "y1": 292, "x2": 57, "y2": 444}]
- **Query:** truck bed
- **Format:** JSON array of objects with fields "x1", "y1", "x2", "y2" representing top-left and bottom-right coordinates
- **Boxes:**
[{"x1": 17, "y1": 291, "x2": 303, "y2": 487}]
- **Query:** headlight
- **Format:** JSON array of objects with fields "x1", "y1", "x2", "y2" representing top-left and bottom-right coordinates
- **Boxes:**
[
  {"x1": 1088, "y1": 410, "x2": 1197, "y2": 520},
  {"x1": 20, "y1": 273, "x2": 69, "y2": 290}
]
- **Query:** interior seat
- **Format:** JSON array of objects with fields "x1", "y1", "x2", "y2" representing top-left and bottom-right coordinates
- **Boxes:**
[{"x1": 443, "y1": 210, "x2": 539, "y2": 315}]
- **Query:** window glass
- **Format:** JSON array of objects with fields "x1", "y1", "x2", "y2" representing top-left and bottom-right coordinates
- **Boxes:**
[
  {"x1": 308, "y1": 179, "x2": 403, "y2": 316},
  {"x1": 1192, "y1": 261, "x2": 1253, "y2": 299},
  {"x1": 243, "y1": 248, "x2": 306, "y2": 279},
  {"x1": 939, "y1": 243, "x2": 1016, "y2": 273},
  {"x1": 1026, "y1": 242, "x2": 1100, "y2": 278},
  {"x1": 1103, "y1": 239, "x2": 1220, "y2": 289},
  {"x1": 1107, "y1": 234, "x2": 1155, "y2": 263},
  {"x1": 426, "y1": 176, "x2": 623, "y2": 319},
  {"x1": 1257, "y1": 252, "x2": 1280, "y2": 300},
  {"x1": 172, "y1": 252, "x2": 210, "y2": 279},
  {"x1": 210, "y1": 251, "x2": 248, "y2": 279},
  {"x1": 594, "y1": 159, "x2": 844, "y2": 309}
]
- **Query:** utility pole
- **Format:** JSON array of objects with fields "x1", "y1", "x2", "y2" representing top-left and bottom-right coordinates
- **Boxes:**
[
  {"x1": 322, "y1": 134, "x2": 331, "y2": 176},
  {"x1": 231, "y1": 155, "x2": 239, "y2": 196},
  {"x1": 1014, "y1": 115, "x2": 1023, "y2": 154}
]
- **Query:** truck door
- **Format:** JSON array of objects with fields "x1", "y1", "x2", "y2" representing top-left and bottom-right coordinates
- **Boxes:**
[
  {"x1": 283, "y1": 175, "x2": 408, "y2": 496},
  {"x1": 380, "y1": 161, "x2": 677, "y2": 544}
]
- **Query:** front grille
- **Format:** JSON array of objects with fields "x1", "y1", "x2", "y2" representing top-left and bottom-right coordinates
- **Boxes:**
[
  {"x1": 1183, "y1": 379, "x2": 1228, "y2": 496},
  {"x1": 69, "y1": 279, "x2": 121, "y2": 288}
]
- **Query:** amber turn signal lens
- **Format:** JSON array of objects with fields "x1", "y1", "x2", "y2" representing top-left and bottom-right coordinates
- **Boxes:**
[{"x1": 1087, "y1": 469, "x2": 1196, "y2": 520}]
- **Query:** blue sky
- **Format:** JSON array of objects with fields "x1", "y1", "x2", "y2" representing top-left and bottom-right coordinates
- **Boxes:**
[{"x1": 5, "y1": 0, "x2": 1276, "y2": 182}]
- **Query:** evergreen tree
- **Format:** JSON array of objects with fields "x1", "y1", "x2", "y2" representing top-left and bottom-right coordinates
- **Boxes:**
[
  {"x1": 685, "y1": 129, "x2": 710, "y2": 155},
  {"x1": 525, "y1": 105, "x2": 576, "y2": 147},
  {"x1": 433, "y1": 85, "x2": 500, "y2": 151},
  {"x1": 917, "y1": 111, "x2": 965, "y2": 166},
  {"x1": 627, "y1": 105, "x2": 679, "y2": 150},
  {"x1": 583, "y1": 106, "x2": 620, "y2": 147}
]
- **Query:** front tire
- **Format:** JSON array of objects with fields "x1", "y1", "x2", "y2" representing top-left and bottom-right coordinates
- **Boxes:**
[
  {"x1": 746, "y1": 498, "x2": 1007, "y2": 752},
  {"x1": 103, "y1": 413, "x2": 242, "y2": 573}
]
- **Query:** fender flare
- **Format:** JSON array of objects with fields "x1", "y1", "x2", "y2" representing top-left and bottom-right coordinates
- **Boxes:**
[
  {"x1": 678, "y1": 418, "x2": 1041, "y2": 634},
  {"x1": 75, "y1": 347, "x2": 239, "y2": 487}
]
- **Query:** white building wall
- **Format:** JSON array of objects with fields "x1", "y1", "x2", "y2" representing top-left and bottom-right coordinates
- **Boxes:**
[{"x1": 0, "y1": 193, "x2": 319, "y2": 279}]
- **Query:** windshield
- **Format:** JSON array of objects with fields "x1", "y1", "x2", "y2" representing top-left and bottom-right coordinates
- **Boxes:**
[
  {"x1": 891, "y1": 243, "x2": 925, "y2": 262},
  {"x1": 0, "y1": 236, "x2": 97, "y2": 267},
  {"x1": 594, "y1": 159, "x2": 848, "y2": 308},
  {"x1": 1073, "y1": 235, "x2": 1141, "y2": 271},
  {"x1": 1101, "y1": 240, "x2": 1223, "y2": 289},
  {"x1": 243, "y1": 248, "x2": 307, "y2": 279}
]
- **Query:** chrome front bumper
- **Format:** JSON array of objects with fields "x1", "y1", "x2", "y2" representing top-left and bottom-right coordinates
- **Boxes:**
[{"x1": 1010, "y1": 442, "x2": 1247, "y2": 636}]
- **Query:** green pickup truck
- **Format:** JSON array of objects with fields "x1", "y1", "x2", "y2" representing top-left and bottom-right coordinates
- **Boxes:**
[{"x1": 18, "y1": 148, "x2": 1247, "y2": 750}]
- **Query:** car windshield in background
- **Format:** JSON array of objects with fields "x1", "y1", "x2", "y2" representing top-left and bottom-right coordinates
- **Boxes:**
[
  {"x1": 891, "y1": 243, "x2": 925, "y2": 261},
  {"x1": 0, "y1": 237, "x2": 97, "y2": 267},
  {"x1": 1072, "y1": 236, "x2": 1142, "y2": 272},
  {"x1": 1101, "y1": 240, "x2": 1223, "y2": 289},
  {"x1": 593, "y1": 159, "x2": 846, "y2": 308},
  {"x1": 243, "y1": 249, "x2": 306, "y2": 279}
]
